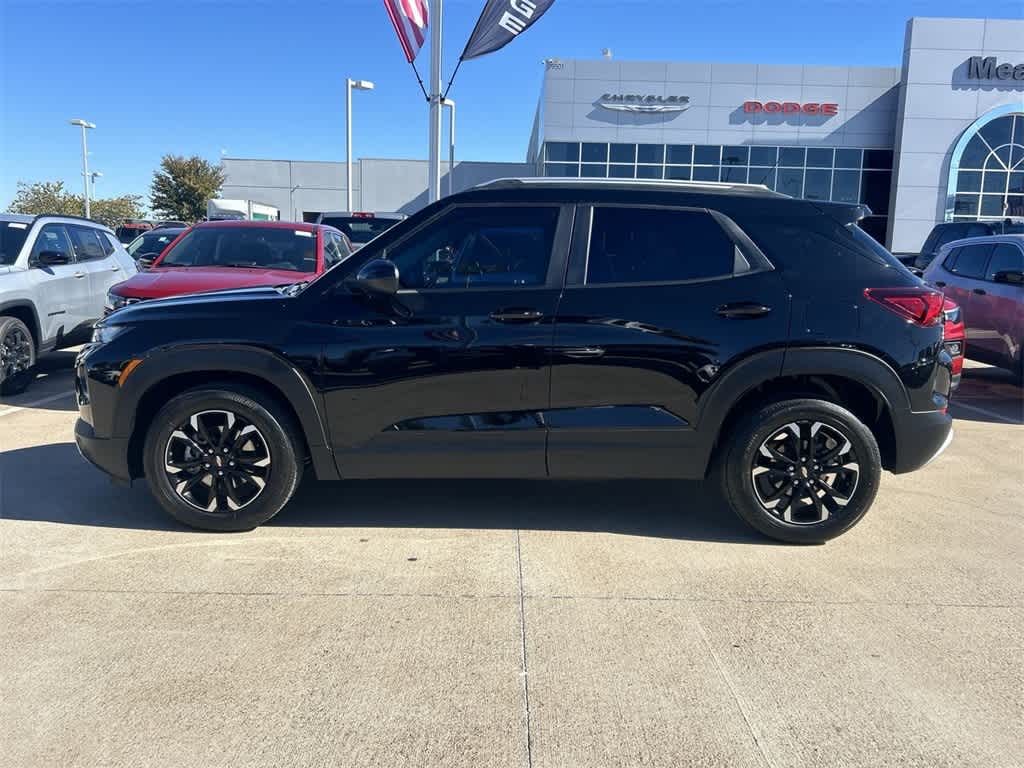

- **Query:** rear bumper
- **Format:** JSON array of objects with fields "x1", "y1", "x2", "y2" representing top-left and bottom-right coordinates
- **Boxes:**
[
  {"x1": 75, "y1": 418, "x2": 132, "y2": 484},
  {"x1": 890, "y1": 408, "x2": 954, "y2": 474}
]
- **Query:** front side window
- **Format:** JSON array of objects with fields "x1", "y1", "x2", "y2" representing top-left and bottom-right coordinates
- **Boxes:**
[
  {"x1": 386, "y1": 206, "x2": 559, "y2": 290},
  {"x1": 948, "y1": 244, "x2": 993, "y2": 279},
  {"x1": 985, "y1": 243, "x2": 1024, "y2": 280},
  {"x1": 67, "y1": 225, "x2": 107, "y2": 261},
  {"x1": 159, "y1": 227, "x2": 319, "y2": 272},
  {"x1": 586, "y1": 208, "x2": 736, "y2": 285},
  {"x1": 30, "y1": 224, "x2": 73, "y2": 262}
]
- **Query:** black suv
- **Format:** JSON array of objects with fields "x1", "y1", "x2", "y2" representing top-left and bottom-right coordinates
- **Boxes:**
[{"x1": 75, "y1": 179, "x2": 953, "y2": 543}]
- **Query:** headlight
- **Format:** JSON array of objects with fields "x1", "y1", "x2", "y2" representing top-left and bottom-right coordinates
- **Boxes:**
[
  {"x1": 91, "y1": 324, "x2": 127, "y2": 344},
  {"x1": 105, "y1": 291, "x2": 127, "y2": 312}
]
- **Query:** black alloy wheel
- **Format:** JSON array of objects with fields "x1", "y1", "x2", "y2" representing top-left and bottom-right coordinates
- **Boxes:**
[{"x1": 0, "y1": 317, "x2": 36, "y2": 395}]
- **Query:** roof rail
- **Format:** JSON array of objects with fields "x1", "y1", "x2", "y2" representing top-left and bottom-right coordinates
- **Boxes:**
[
  {"x1": 473, "y1": 177, "x2": 784, "y2": 196},
  {"x1": 32, "y1": 213, "x2": 114, "y2": 230}
]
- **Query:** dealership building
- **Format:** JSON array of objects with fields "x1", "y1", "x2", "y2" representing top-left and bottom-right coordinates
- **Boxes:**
[{"x1": 222, "y1": 16, "x2": 1023, "y2": 251}]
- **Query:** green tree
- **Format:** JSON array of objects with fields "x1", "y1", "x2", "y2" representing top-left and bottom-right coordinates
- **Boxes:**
[
  {"x1": 150, "y1": 155, "x2": 225, "y2": 222},
  {"x1": 8, "y1": 180, "x2": 81, "y2": 217},
  {"x1": 88, "y1": 195, "x2": 145, "y2": 229}
]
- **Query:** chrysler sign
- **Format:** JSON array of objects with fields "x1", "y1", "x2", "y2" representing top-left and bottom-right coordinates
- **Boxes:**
[{"x1": 598, "y1": 94, "x2": 690, "y2": 113}]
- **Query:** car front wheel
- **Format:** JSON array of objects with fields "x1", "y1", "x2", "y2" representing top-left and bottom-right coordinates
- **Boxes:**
[
  {"x1": 143, "y1": 385, "x2": 304, "y2": 531},
  {"x1": 0, "y1": 316, "x2": 36, "y2": 396},
  {"x1": 720, "y1": 398, "x2": 882, "y2": 544}
]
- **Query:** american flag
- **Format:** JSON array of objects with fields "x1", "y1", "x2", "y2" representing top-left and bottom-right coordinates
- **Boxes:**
[{"x1": 383, "y1": 0, "x2": 429, "y2": 63}]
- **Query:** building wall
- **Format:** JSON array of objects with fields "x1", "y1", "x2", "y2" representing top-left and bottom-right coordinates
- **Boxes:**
[
  {"x1": 540, "y1": 58, "x2": 900, "y2": 149},
  {"x1": 889, "y1": 17, "x2": 1024, "y2": 252},
  {"x1": 222, "y1": 158, "x2": 531, "y2": 219}
]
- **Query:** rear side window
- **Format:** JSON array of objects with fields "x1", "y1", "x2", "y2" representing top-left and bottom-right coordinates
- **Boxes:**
[
  {"x1": 930, "y1": 224, "x2": 969, "y2": 252},
  {"x1": 67, "y1": 225, "x2": 107, "y2": 261},
  {"x1": 586, "y1": 208, "x2": 736, "y2": 285},
  {"x1": 947, "y1": 243, "x2": 993, "y2": 279},
  {"x1": 985, "y1": 243, "x2": 1024, "y2": 280}
]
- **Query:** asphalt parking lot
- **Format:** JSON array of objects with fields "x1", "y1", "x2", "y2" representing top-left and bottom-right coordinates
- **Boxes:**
[{"x1": 1, "y1": 355, "x2": 1022, "y2": 768}]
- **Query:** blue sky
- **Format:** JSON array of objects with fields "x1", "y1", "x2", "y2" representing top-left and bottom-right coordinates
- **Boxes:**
[{"x1": 0, "y1": 0, "x2": 1008, "y2": 210}]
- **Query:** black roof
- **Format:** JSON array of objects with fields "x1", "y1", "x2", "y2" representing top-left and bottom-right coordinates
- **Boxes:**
[{"x1": 475, "y1": 177, "x2": 787, "y2": 199}]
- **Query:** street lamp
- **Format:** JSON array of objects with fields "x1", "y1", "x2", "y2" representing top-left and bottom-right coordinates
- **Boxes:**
[
  {"x1": 90, "y1": 171, "x2": 103, "y2": 188},
  {"x1": 346, "y1": 79, "x2": 374, "y2": 211},
  {"x1": 69, "y1": 119, "x2": 96, "y2": 218},
  {"x1": 442, "y1": 99, "x2": 456, "y2": 198}
]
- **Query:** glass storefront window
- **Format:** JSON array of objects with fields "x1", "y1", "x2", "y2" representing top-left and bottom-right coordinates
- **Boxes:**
[
  {"x1": 637, "y1": 144, "x2": 664, "y2": 164},
  {"x1": 666, "y1": 166, "x2": 691, "y2": 180},
  {"x1": 777, "y1": 168, "x2": 803, "y2": 197},
  {"x1": 957, "y1": 171, "x2": 982, "y2": 193},
  {"x1": 953, "y1": 194, "x2": 979, "y2": 216},
  {"x1": 693, "y1": 166, "x2": 719, "y2": 181},
  {"x1": 581, "y1": 143, "x2": 608, "y2": 163},
  {"x1": 981, "y1": 195, "x2": 1007, "y2": 216},
  {"x1": 832, "y1": 170, "x2": 860, "y2": 203},
  {"x1": 983, "y1": 172, "x2": 1007, "y2": 193},
  {"x1": 749, "y1": 147, "x2": 777, "y2": 166},
  {"x1": 636, "y1": 165, "x2": 663, "y2": 179},
  {"x1": 863, "y1": 149, "x2": 894, "y2": 169},
  {"x1": 806, "y1": 148, "x2": 834, "y2": 169},
  {"x1": 749, "y1": 167, "x2": 775, "y2": 188},
  {"x1": 581, "y1": 164, "x2": 607, "y2": 178},
  {"x1": 610, "y1": 144, "x2": 636, "y2": 163},
  {"x1": 779, "y1": 147, "x2": 805, "y2": 167},
  {"x1": 835, "y1": 149, "x2": 862, "y2": 169},
  {"x1": 667, "y1": 145, "x2": 693, "y2": 164},
  {"x1": 952, "y1": 114, "x2": 1024, "y2": 220},
  {"x1": 722, "y1": 146, "x2": 749, "y2": 166},
  {"x1": 545, "y1": 142, "x2": 579, "y2": 162},
  {"x1": 720, "y1": 166, "x2": 748, "y2": 183},
  {"x1": 544, "y1": 162, "x2": 578, "y2": 177},
  {"x1": 804, "y1": 169, "x2": 832, "y2": 200},
  {"x1": 861, "y1": 170, "x2": 892, "y2": 213},
  {"x1": 609, "y1": 164, "x2": 634, "y2": 178},
  {"x1": 694, "y1": 145, "x2": 720, "y2": 165}
]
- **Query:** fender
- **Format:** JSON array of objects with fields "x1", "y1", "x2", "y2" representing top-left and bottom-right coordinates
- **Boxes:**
[
  {"x1": 780, "y1": 346, "x2": 911, "y2": 414},
  {"x1": 0, "y1": 299, "x2": 43, "y2": 348},
  {"x1": 694, "y1": 347, "x2": 787, "y2": 436},
  {"x1": 116, "y1": 344, "x2": 339, "y2": 481}
]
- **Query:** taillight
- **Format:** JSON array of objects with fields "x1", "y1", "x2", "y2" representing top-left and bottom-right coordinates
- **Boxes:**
[{"x1": 864, "y1": 288, "x2": 945, "y2": 327}]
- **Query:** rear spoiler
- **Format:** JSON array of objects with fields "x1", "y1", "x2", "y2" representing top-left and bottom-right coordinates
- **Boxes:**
[{"x1": 813, "y1": 202, "x2": 872, "y2": 225}]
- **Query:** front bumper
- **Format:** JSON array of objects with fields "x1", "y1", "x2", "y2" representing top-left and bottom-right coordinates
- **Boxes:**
[
  {"x1": 890, "y1": 408, "x2": 954, "y2": 474},
  {"x1": 75, "y1": 418, "x2": 132, "y2": 485}
]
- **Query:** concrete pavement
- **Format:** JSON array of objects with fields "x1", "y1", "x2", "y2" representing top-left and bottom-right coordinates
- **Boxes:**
[{"x1": 1, "y1": 360, "x2": 1021, "y2": 767}]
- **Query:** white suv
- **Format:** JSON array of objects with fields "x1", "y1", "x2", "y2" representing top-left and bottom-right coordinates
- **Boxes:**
[{"x1": 0, "y1": 214, "x2": 138, "y2": 394}]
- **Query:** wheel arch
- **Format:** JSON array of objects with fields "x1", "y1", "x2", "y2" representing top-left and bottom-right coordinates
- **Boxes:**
[
  {"x1": 118, "y1": 345, "x2": 338, "y2": 481},
  {"x1": 0, "y1": 300, "x2": 42, "y2": 349}
]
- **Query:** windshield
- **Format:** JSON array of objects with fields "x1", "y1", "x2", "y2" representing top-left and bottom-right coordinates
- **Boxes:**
[
  {"x1": 0, "y1": 221, "x2": 31, "y2": 266},
  {"x1": 158, "y1": 226, "x2": 318, "y2": 272},
  {"x1": 320, "y1": 217, "x2": 400, "y2": 245},
  {"x1": 127, "y1": 230, "x2": 182, "y2": 258}
]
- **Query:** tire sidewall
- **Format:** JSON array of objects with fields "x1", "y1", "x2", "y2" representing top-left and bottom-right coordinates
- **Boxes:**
[
  {"x1": 143, "y1": 388, "x2": 301, "y2": 531},
  {"x1": 724, "y1": 399, "x2": 881, "y2": 544},
  {"x1": 0, "y1": 316, "x2": 36, "y2": 396}
]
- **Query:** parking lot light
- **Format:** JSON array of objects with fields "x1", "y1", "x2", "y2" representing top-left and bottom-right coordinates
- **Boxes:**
[
  {"x1": 69, "y1": 118, "x2": 97, "y2": 218},
  {"x1": 346, "y1": 79, "x2": 375, "y2": 211}
]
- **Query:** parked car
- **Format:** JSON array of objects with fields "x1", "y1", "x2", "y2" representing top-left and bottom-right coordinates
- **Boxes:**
[
  {"x1": 1, "y1": 213, "x2": 137, "y2": 394},
  {"x1": 924, "y1": 234, "x2": 1024, "y2": 380},
  {"x1": 906, "y1": 219, "x2": 1024, "y2": 272},
  {"x1": 106, "y1": 221, "x2": 352, "y2": 311},
  {"x1": 125, "y1": 227, "x2": 186, "y2": 264},
  {"x1": 76, "y1": 178, "x2": 953, "y2": 543},
  {"x1": 943, "y1": 298, "x2": 965, "y2": 390},
  {"x1": 316, "y1": 211, "x2": 406, "y2": 249}
]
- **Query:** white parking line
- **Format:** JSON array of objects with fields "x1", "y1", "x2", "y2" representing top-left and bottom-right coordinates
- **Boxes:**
[
  {"x1": 952, "y1": 400, "x2": 1022, "y2": 425},
  {"x1": 0, "y1": 391, "x2": 73, "y2": 418}
]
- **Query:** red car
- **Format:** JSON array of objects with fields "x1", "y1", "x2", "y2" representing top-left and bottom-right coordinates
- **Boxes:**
[
  {"x1": 106, "y1": 221, "x2": 352, "y2": 311},
  {"x1": 943, "y1": 298, "x2": 965, "y2": 390}
]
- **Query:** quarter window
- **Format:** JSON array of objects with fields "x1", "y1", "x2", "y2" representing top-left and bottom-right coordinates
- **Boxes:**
[
  {"x1": 948, "y1": 244, "x2": 993, "y2": 279},
  {"x1": 985, "y1": 243, "x2": 1024, "y2": 281},
  {"x1": 586, "y1": 208, "x2": 737, "y2": 285},
  {"x1": 387, "y1": 207, "x2": 559, "y2": 290}
]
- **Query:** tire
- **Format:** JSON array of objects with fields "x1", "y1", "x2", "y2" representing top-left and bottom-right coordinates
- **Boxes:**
[
  {"x1": 143, "y1": 385, "x2": 304, "y2": 531},
  {"x1": 0, "y1": 316, "x2": 36, "y2": 396},
  {"x1": 719, "y1": 398, "x2": 882, "y2": 544}
]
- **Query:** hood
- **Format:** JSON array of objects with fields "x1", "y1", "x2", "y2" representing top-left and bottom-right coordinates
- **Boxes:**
[
  {"x1": 111, "y1": 266, "x2": 311, "y2": 299},
  {"x1": 104, "y1": 285, "x2": 295, "y2": 325}
]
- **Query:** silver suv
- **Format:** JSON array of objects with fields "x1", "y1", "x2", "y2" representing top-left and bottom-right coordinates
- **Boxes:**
[{"x1": 0, "y1": 214, "x2": 137, "y2": 394}]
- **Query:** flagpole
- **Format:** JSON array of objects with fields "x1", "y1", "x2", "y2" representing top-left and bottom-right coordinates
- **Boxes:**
[{"x1": 427, "y1": 0, "x2": 442, "y2": 203}]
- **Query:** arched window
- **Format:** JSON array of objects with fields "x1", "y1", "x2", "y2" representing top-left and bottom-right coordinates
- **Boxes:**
[{"x1": 950, "y1": 111, "x2": 1024, "y2": 221}]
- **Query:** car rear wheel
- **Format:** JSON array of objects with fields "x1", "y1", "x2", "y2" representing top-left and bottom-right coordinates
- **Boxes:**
[
  {"x1": 720, "y1": 398, "x2": 882, "y2": 544},
  {"x1": 0, "y1": 316, "x2": 36, "y2": 396},
  {"x1": 143, "y1": 385, "x2": 303, "y2": 531}
]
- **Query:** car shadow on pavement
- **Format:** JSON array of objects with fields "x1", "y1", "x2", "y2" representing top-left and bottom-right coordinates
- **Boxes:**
[
  {"x1": 952, "y1": 366, "x2": 1024, "y2": 425},
  {"x1": 0, "y1": 352, "x2": 79, "y2": 413},
  {"x1": 0, "y1": 442, "x2": 769, "y2": 544}
]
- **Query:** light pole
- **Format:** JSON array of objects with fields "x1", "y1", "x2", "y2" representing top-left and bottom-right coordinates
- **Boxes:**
[
  {"x1": 346, "y1": 79, "x2": 374, "y2": 211},
  {"x1": 442, "y1": 99, "x2": 455, "y2": 198},
  {"x1": 90, "y1": 171, "x2": 103, "y2": 191},
  {"x1": 69, "y1": 118, "x2": 96, "y2": 218}
]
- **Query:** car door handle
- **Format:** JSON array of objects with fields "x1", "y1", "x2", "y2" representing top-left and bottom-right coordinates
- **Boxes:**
[
  {"x1": 490, "y1": 308, "x2": 544, "y2": 323},
  {"x1": 934, "y1": 281, "x2": 946, "y2": 288},
  {"x1": 972, "y1": 288, "x2": 987, "y2": 296},
  {"x1": 563, "y1": 347, "x2": 605, "y2": 359},
  {"x1": 716, "y1": 302, "x2": 771, "y2": 319},
  {"x1": 73, "y1": 271, "x2": 87, "y2": 279}
]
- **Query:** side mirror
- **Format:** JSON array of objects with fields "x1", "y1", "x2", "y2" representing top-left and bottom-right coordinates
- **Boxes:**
[
  {"x1": 136, "y1": 253, "x2": 158, "y2": 268},
  {"x1": 36, "y1": 250, "x2": 71, "y2": 266},
  {"x1": 993, "y1": 269, "x2": 1024, "y2": 285},
  {"x1": 349, "y1": 258, "x2": 399, "y2": 296}
]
